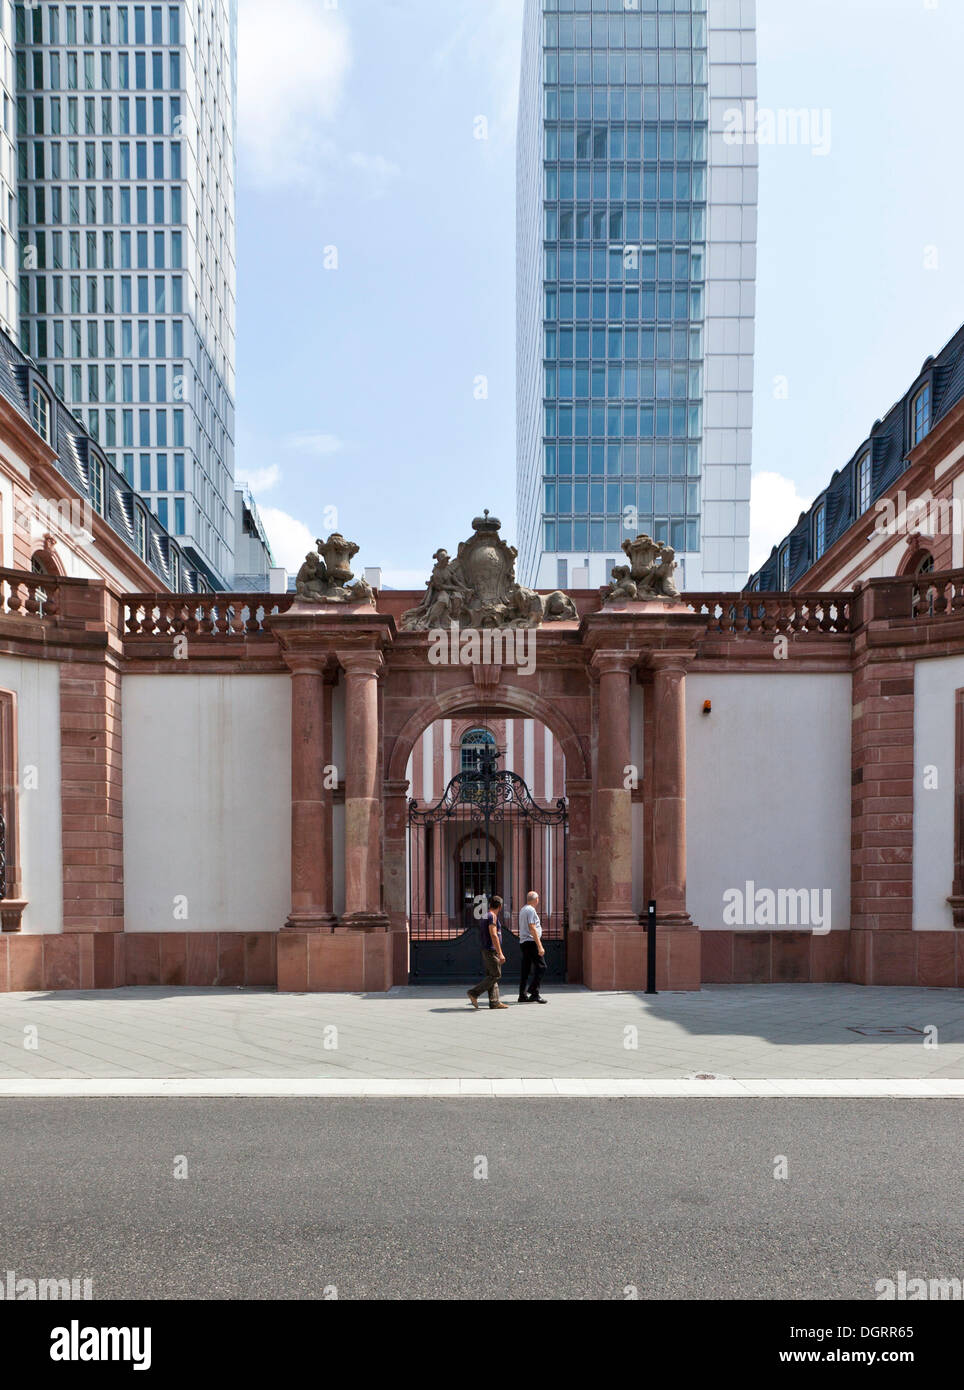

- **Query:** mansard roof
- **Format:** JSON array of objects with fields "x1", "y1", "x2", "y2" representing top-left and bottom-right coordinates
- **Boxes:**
[{"x1": 748, "y1": 320, "x2": 964, "y2": 591}]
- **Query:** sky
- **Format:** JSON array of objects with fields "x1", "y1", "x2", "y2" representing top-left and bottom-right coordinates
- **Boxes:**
[{"x1": 234, "y1": 0, "x2": 964, "y2": 587}]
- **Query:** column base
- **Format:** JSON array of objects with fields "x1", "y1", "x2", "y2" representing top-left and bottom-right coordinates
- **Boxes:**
[
  {"x1": 583, "y1": 920, "x2": 701, "y2": 991},
  {"x1": 284, "y1": 912, "x2": 338, "y2": 931},
  {"x1": 340, "y1": 912, "x2": 391, "y2": 932},
  {"x1": 278, "y1": 924, "x2": 391, "y2": 993}
]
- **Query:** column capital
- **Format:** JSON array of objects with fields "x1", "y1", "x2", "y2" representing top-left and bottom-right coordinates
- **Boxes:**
[
  {"x1": 588, "y1": 648, "x2": 638, "y2": 678},
  {"x1": 337, "y1": 649, "x2": 385, "y2": 679},
  {"x1": 282, "y1": 652, "x2": 328, "y2": 678},
  {"x1": 646, "y1": 649, "x2": 698, "y2": 676}
]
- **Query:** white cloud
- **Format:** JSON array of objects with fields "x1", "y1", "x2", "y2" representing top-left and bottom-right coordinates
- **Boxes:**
[
  {"x1": 434, "y1": 0, "x2": 523, "y2": 138},
  {"x1": 749, "y1": 471, "x2": 813, "y2": 572},
  {"x1": 284, "y1": 433, "x2": 350, "y2": 457},
  {"x1": 258, "y1": 507, "x2": 317, "y2": 573},
  {"x1": 237, "y1": 464, "x2": 281, "y2": 494},
  {"x1": 238, "y1": 0, "x2": 352, "y2": 189}
]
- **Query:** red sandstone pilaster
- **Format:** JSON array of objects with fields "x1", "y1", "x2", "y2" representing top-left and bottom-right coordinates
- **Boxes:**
[{"x1": 283, "y1": 655, "x2": 336, "y2": 930}]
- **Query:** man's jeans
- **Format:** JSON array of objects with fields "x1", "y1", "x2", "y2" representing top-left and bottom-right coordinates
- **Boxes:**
[
  {"x1": 469, "y1": 949, "x2": 502, "y2": 1006},
  {"x1": 519, "y1": 940, "x2": 546, "y2": 998}
]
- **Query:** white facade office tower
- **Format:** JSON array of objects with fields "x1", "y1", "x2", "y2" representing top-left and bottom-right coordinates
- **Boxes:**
[
  {"x1": 15, "y1": 0, "x2": 238, "y2": 586},
  {"x1": 517, "y1": 0, "x2": 757, "y2": 592}
]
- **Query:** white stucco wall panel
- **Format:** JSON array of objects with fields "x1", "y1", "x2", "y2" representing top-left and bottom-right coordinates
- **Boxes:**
[
  {"x1": 123, "y1": 675, "x2": 290, "y2": 932},
  {"x1": 0, "y1": 656, "x2": 62, "y2": 933},
  {"x1": 686, "y1": 674, "x2": 851, "y2": 931},
  {"x1": 913, "y1": 656, "x2": 964, "y2": 930}
]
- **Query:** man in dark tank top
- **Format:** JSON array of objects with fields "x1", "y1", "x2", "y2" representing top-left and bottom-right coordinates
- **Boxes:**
[{"x1": 467, "y1": 895, "x2": 508, "y2": 1010}]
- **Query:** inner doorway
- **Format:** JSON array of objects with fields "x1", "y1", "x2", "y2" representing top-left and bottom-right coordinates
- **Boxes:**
[{"x1": 407, "y1": 722, "x2": 568, "y2": 983}]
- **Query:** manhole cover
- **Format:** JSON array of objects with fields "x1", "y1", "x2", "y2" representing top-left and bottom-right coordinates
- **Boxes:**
[
  {"x1": 685, "y1": 1072, "x2": 733, "y2": 1081},
  {"x1": 846, "y1": 1026, "x2": 924, "y2": 1037}
]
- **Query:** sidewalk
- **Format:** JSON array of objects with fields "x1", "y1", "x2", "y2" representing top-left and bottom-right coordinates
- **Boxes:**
[{"x1": 0, "y1": 984, "x2": 962, "y2": 1087}]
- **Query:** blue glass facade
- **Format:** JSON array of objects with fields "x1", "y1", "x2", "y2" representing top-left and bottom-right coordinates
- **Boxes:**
[{"x1": 518, "y1": 0, "x2": 757, "y2": 591}]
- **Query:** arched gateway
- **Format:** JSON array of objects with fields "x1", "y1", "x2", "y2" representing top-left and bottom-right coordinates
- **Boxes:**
[{"x1": 271, "y1": 512, "x2": 706, "y2": 994}]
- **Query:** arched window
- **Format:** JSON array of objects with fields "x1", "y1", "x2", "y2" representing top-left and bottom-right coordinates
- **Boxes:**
[
  {"x1": 461, "y1": 728, "x2": 496, "y2": 773},
  {"x1": 912, "y1": 385, "x2": 932, "y2": 446},
  {"x1": 915, "y1": 552, "x2": 935, "y2": 576}
]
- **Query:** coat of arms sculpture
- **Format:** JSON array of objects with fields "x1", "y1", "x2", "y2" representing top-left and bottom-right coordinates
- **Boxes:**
[{"x1": 400, "y1": 512, "x2": 578, "y2": 631}]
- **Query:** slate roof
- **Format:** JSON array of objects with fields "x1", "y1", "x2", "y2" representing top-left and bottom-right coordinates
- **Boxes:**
[
  {"x1": 748, "y1": 320, "x2": 964, "y2": 591},
  {"x1": 0, "y1": 326, "x2": 212, "y2": 592}
]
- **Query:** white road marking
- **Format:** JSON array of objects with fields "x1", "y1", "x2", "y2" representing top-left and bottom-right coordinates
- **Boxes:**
[{"x1": 0, "y1": 1079, "x2": 961, "y2": 1099}]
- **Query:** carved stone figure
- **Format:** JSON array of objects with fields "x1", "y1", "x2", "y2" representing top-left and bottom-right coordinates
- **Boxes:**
[
  {"x1": 543, "y1": 590, "x2": 579, "y2": 621},
  {"x1": 607, "y1": 566, "x2": 638, "y2": 601},
  {"x1": 318, "y1": 533, "x2": 359, "y2": 587},
  {"x1": 293, "y1": 533, "x2": 371, "y2": 606},
  {"x1": 349, "y1": 576, "x2": 376, "y2": 607},
  {"x1": 400, "y1": 512, "x2": 581, "y2": 631},
  {"x1": 602, "y1": 534, "x2": 682, "y2": 604},
  {"x1": 295, "y1": 551, "x2": 328, "y2": 601}
]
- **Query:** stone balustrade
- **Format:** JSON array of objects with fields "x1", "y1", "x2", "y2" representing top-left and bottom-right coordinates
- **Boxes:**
[
  {"x1": 123, "y1": 592, "x2": 294, "y2": 637},
  {"x1": 0, "y1": 567, "x2": 61, "y2": 619},
  {"x1": 685, "y1": 592, "x2": 852, "y2": 634}
]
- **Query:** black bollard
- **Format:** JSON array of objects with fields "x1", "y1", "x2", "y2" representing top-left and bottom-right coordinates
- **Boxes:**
[{"x1": 645, "y1": 900, "x2": 657, "y2": 995}]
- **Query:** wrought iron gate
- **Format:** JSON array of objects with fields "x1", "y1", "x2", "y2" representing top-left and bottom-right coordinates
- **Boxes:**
[{"x1": 407, "y1": 745, "x2": 568, "y2": 982}]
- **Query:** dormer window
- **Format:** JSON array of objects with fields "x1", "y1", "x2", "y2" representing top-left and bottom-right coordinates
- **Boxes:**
[
  {"x1": 857, "y1": 451, "x2": 872, "y2": 514},
  {"x1": 912, "y1": 384, "x2": 932, "y2": 446},
  {"x1": 778, "y1": 544, "x2": 790, "y2": 592},
  {"x1": 813, "y1": 504, "x2": 827, "y2": 561},
  {"x1": 31, "y1": 383, "x2": 51, "y2": 443},
  {"x1": 90, "y1": 455, "x2": 104, "y2": 516},
  {"x1": 135, "y1": 507, "x2": 147, "y2": 560}
]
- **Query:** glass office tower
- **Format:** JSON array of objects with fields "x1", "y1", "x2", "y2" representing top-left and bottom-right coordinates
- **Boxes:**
[
  {"x1": 0, "y1": 2, "x2": 19, "y2": 340},
  {"x1": 517, "y1": 0, "x2": 756, "y2": 592},
  {"x1": 15, "y1": 0, "x2": 238, "y2": 586}
]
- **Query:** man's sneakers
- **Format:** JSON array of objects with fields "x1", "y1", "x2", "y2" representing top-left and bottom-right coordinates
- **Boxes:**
[{"x1": 467, "y1": 992, "x2": 479, "y2": 1010}]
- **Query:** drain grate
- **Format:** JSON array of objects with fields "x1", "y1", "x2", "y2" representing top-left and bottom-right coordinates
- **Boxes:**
[{"x1": 846, "y1": 1026, "x2": 924, "y2": 1037}]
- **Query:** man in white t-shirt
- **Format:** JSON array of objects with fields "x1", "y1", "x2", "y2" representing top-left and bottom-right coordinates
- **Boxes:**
[{"x1": 517, "y1": 890, "x2": 547, "y2": 1003}]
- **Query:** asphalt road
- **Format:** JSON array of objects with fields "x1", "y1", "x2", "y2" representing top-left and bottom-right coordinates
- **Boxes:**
[{"x1": 0, "y1": 1099, "x2": 959, "y2": 1300}]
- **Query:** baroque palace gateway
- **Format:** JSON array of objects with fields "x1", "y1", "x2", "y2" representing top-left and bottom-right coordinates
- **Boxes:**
[{"x1": 1, "y1": 509, "x2": 964, "y2": 995}]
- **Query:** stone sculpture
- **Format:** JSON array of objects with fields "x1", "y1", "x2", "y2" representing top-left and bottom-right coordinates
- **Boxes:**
[
  {"x1": 294, "y1": 533, "x2": 374, "y2": 606},
  {"x1": 601, "y1": 534, "x2": 682, "y2": 604},
  {"x1": 400, "y1": 511, "x2": 578, "y2": 631}
]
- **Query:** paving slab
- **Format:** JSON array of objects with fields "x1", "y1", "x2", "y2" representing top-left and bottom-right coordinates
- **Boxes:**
[{"x1": 0, "y1": 983, "x2": 962, "y2": 1084}]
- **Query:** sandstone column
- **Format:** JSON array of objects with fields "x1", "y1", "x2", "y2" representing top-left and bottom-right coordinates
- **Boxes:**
[
  {"x1": 339, "y1": 650, "x2": 389, "y2": 928},
  {"x1": 589, "y1": 650, "x2": 638, "y2": 929},
  {"x1": 645, "y1": 651, "x2": 700, "y2": 989},
  {"x1": 284, "y1": 655, "x2": 335, "y2": 929},
  {"x1": 649, "y1": 654, "x2": 693, "y2": 928}
]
